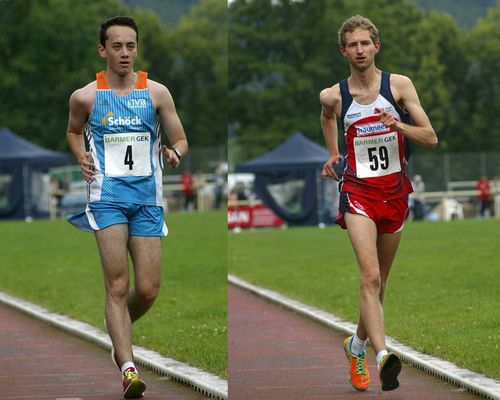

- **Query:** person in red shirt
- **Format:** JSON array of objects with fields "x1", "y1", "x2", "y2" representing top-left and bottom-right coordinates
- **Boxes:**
[
  {"x1": 476, "y1": 176, "x2": 491, "y2": 217},
  {"x1": 320, "y1": 15, "x2": 438, "y2": 392},
  {"x1": 181, "y1": 170, "x2": 195, "y2": 211}
]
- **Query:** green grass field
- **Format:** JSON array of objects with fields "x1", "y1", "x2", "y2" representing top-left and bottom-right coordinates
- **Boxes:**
[
  {"x1": 0, "y1": 211, "x2": 227, "y2": 377},
  {"x1": 229, "y1": 219, "x2": 500, "y2": 380}
]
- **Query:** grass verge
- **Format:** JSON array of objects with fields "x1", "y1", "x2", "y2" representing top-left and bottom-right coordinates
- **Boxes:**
[
  {"x1": 229, "y1": 219, "x2": 499, "y2": 380},
  {"x1": 0, "y1": 211, "x2": 227, "y2": 377}
]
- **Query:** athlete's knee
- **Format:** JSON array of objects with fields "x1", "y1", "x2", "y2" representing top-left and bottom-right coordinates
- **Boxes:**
[
  {"x1": 106, "y1": 277, "x2": 129, "y2": 300},
  {"x1": 135, "y1": 279, "x2": 161, "y2": 304},
  {"x1": 360, "y1": 269, "x2": 381, "y2": 293}
]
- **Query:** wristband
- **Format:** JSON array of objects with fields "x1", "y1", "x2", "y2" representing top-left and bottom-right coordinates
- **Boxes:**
[{"x1": 172, "y1": 147, "x2": 182, "y2": 161}]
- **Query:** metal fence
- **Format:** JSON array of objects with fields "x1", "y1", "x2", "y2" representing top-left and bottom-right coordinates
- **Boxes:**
[{"x1": 407, "y1": 151, "x2": 500, "y2": 192}]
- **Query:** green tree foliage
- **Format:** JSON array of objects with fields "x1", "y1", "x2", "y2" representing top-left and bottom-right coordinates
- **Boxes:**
[
  {"x1": 228, "y1": 0, "x2": 500, "y2": 164},
  {"x1": 0, "y1": 0, "x2": 128, "y2": 151},
  {"x1": 122, "y1": 0, "x2": 200, "y2": 27},
  {"x1": 158, "y1": 0, "x2": 227, "y2": 147},
  {"x1": 0, "y1": 0, "x2": 225, "y2": 151},
  {"x1": 411, "y1": 0, "x2": 495, "y2": 29},
  {"x1": 229, "y1": 0, "x2": 350, "y2": 158},
  {"x1": 459, "y1": 1, "x2": 500, "y2": 151}
]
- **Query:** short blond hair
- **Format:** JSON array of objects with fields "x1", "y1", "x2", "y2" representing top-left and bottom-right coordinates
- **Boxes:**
[{"x1": 338, "y1": 15, "x2": 379, "y2": 48}]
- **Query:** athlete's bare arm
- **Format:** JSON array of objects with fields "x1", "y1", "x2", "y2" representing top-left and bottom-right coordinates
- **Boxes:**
[
  {"x1": 149, "y1": 80, "x2": 188, "y2": 169},
  {"x1": 376, "y1": 74, "x2": 438, "y2": 149},
  {"x1": 320, "y1": 85, "x2": 343, "y2": 180},
  {"x1": 66, "y1": 83, "x2": 96, "y2": 183}
]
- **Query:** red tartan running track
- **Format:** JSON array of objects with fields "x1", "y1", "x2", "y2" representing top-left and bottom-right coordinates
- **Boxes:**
[
  {"x1": 228, "y1": 284, "x2": 483, "y2": 400},
  {"x1": 0, "y1": 303, "x2": 208, "y2": 400}
]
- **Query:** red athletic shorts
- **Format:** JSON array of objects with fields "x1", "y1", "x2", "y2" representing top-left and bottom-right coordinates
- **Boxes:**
[{"x1": 335, "y1": 192, "x2": 409, "y2": 234}]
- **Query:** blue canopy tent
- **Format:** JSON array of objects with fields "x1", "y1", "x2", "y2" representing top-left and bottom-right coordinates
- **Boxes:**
[
  {"x1": 236, "y1": 132, "x2": 341, "y2": 226},
  {"x1": 0, "y1": 128, "x2": 71, "y2": 219}
]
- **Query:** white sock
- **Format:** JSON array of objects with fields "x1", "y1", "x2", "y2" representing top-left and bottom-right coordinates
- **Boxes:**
[
  {"x1": 350, "y1": 334, "x2": 368, "y2": 356},
  {"x1": 376, "y1": 349, "x2": 389, "y2": 370},
  {"x1": 121, "y1": 361, "x2": 136, "y2": 374}
]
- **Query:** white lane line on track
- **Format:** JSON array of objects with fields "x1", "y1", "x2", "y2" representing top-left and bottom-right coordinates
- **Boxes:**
[
  {"x1": 0, "y1": 291, "x2": 227, "y2": 400},
  {"x1": 229, "y1": 274, "x2": 500, "y2": 400}
]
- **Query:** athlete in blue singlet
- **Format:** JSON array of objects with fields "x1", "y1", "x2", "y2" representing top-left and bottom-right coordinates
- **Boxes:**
[
  {"x1": 320, "y1": 15, "x2": 437, "y2": 393},
  {"x1": 66, "y1": 16, "x2": 187, "y2": 399}
]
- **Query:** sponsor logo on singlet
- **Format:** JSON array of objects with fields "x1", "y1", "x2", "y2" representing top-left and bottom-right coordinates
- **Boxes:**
[
  {"x1": 355, "y1": 121, "x2": 391, "y2": 136},
  {"x1": 101, "y1": 111, "x2": 142, "y2": 126},
  {"x1": 346, "y1": 111, "x2": 362, "y2": 119},
  {"x1": 127, "y1": 98, "x2": 147, "y2": 108},
  {"x1": 104, "y1": 134, "x2": 149, "y2": 144}
]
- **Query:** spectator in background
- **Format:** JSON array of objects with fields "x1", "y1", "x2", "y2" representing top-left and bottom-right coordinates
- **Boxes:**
[
  {"x1": 181, "y1": 170, "x2": 195, "y2": 211},
  {"x1": 214, "y1": 163, "x2": 226, "y2": 209},
  {"x1": 411, "y1": 174, "x2": 426, "y2": 220},
  {"x1": 51, "y1": 176, "x2": 69, "y2": 217},
  {"x1": 235, "y1": 182, "x2": 248, "y2": 201},
  {"x1": 476, "y1": 176, "x2": 491, "y2": 217}
]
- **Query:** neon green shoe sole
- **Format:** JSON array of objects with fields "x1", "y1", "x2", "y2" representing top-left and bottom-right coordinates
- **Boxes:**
[{"x1": 123, "y1": 377, "x2": 146, "y2": 398}]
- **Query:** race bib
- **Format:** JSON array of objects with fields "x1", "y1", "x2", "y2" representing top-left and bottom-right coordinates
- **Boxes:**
[
  {"x1": 103, "y1": 132, "x2": 151, "y2": 177},
  {"x1": 354, "y1": 132, "x2": 401, "y2": 178}
]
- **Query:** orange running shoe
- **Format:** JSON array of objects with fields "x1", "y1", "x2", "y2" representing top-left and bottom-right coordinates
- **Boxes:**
[
  {"x1": 343, "y1": 336, "x2": 370, "y2": 391},
  {"x1": 379, "y1": 352, "x2": 402, "y2": 391},
  {"x1": 122, "y1": 367, "x2": 146, "y2": 398}
]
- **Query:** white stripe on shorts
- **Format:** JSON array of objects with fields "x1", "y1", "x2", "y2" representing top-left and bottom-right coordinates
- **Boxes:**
[
  {"x1": 85, "y1": 205, "x2": 99, "y2": 230},
  {"x1": 347, "y1": 193, "x2": 369, "y2": 218}
]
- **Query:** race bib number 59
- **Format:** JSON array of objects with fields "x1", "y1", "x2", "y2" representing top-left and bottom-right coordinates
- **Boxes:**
[
  {"x1": 354, "y1": 132, "x2": 401, "y2": 178},
  {"x1": 103, "y1": 132, "x2": 151, "y2": 177}
]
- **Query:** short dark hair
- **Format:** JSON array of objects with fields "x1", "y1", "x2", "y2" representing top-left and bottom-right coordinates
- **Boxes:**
[{"x1": 99, "y1": 16, "x2": 139, "y2": 47}]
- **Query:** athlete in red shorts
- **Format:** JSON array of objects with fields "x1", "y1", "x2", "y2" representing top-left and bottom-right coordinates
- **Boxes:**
[{"x1": 319, "y1": 15, "x2": 438, "y2": 392}]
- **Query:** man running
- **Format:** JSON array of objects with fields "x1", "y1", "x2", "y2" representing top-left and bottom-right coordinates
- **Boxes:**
[
  {"x1": 320, "y1": 15, "x2": 437, "y2": 392},
  {"x1": 66, "y1": 16, "x2": 187, "y2": 398}
]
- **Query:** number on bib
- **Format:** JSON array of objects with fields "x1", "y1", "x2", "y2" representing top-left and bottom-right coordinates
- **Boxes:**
[
  {"x1": 124, "y1": 145, "x2": 134, "y2": 170},
  {"x1": 103, "y1": 132, "x2": 151, "y2": 177},
  {"x1": 354, "y1": 132, "x2": 401, "y2": 178}
]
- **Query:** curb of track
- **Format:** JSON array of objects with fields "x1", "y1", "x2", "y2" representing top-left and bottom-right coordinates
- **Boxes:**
[
  {"x1": 229, "y1": 274, "x2": 500, "y2": 400},
  {"x1": 0, "y1": 291, "x2": 227, "y2": 400}
]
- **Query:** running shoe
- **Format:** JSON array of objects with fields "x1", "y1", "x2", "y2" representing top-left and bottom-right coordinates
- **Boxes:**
[
  {"x1": 123, "y1": 367, "x2": 146, "y2": 398},
  {"x1": 343, "y1": 336, "x2": 370, "y2": 391},
  {"x1": 379, "y1": 352, "x2": 402, "y2": 391}
]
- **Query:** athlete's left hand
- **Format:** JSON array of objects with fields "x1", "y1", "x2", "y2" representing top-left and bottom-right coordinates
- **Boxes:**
[
  {"x1": 375, "y1": 107, "x2": 399, "y2": 131},
  {"x1": 162, "y1": 145, "x2": 180, "y2": 169}
]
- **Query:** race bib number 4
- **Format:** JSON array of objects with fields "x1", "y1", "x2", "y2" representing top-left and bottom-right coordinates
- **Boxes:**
[
  {"x1": 354, "y1": 132, "x2": 401, "y2": 178},
  {"x1": 103, "y1": 132, "x2": 151, "y2": 177}
]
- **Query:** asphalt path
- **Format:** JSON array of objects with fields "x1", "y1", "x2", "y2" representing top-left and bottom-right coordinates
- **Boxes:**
[
  {"x1": 229, "y1": 284, "x2": 482, "y2": 400},
  {"x1": 0, "y1": 303, "x2": 208, "y2": 400}
]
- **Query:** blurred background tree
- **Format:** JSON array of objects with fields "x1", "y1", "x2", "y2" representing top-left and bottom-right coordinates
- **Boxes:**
[
  {"x1": 0, "y1": 0, "x2": 226, "y2": 152},
  {"x1": 228, "y1": 0, "x2": 500, "y2": 164}
]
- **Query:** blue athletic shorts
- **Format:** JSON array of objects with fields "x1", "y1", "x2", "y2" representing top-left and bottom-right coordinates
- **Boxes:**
[{"x1": 67, "y1": 201, "x2": 168, "y2": 237}]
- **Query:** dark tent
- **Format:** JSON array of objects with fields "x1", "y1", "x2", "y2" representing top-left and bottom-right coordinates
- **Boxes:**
[
  {"x1": 236, "y1": 132, "x2": 341, "y2": 226},
  {"x1": 0, "y1": 128, "x2": 71, "y2": 219}
]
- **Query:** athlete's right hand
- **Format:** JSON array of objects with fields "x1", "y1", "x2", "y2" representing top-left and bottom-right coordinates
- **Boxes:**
[
  {"x1": 79, "y1": 152, "x2": 95, "y2": 183},
  {"x1": 321, "y1": 155, "x2": 343, "y2": 181}
]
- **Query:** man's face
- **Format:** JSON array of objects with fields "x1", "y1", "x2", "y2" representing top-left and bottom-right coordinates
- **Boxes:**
[
  {"x1": 98, "y1": 25, "x2": 137, "y2": 76},
  {"x1": 340, "y1": 28, "x2": 380, "y2": 71}
]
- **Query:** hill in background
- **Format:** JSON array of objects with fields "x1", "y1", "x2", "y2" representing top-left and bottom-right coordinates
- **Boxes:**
[
  {"x1": 411, "y1": 0, "x2": 496, "y2": 28},
  {"x1": 122, "y1": 0, "x2": 200, "y2": 26}
]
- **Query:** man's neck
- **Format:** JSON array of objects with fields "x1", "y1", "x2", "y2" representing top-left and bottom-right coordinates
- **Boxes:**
[
  {"x1": 105, "y1": 69, "x2": 137, "y2": 92},
  {"x1": 348, "y1": 65, "x2": 380, "y2": 90}
]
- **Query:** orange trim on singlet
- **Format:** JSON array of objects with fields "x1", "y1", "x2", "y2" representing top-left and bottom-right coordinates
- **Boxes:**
[
  {"x1": 135, "y1": 71, "x2": 148, "y2": 89},
  {"x1": 95, "y1": 71, "x2": 148, "y2": 90},
  {"x1": 96, "y1": 71, "x2": 108, "y2": 89}
]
